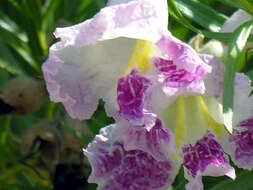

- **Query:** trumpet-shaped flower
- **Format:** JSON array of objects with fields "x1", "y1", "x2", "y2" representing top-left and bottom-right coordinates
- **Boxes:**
[
  {"x1": 42, "y1": 1, "x2": 253, "y2": 190},
  {"x1": 42, "y1": 0, "x2": 210, "y2": 120}
]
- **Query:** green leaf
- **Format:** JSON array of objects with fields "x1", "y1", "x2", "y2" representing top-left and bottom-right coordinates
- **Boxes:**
[
  {"x1": 168, "y1": 0, "x2": 253, "y2": 42},
  {"x1": 210, "y1": 170, "x2": 253, "y2": 190},
  {"x1": 19, "y1": 1, "x2": 47, "y2": 59},
  {"x1": 0, "y1": 10, "x2": 27, "y2": 42},
  {"x1": 0, "y1": 22, "x2": 39, "y2": 73},
  {"x1": 95, "y1": 0, "x2": 106, "y2": 8},
  {"x1": 21, "y1": 0, "x2": 42, "y2": 28},
  {"x1": 168, "y1": 0, "x2": 202, "y2": 32},
  {"x1": 75, "y1": 0, "x2": 100, "y2": 23},
  {"x1": 41, "y1": 0, "x2": 61, "y2": 31},
  {"x1": 167, "y1": 0, "x2": 250, "y2": 42},
  {"x1": 173, "y1": 166, "x2": 187, "y2": 190},
  {"x1": 0, "y1": 41, "x2": 25, "y2": 75},
  {"x1": 175, "y1": 0, "x2": 227, "y2": 32},
  {"x1": 87, "y1": 184, "x2": 98, "y2": 190},
  {"x1": 0, "y1": 116, "x2": 11, "y2": 145},
  {"x1": 239, "y1": 0, "x2": 253, "y2": 17},
  {"x1": 223, "y1": 20, "x2": 253, "y2": 133},
  {"x1": 216, "y1": 0, "x2": 243, "y2": 8},
  {"x1": 85, "y1": 101, "x2": 114, "y2": 135},
  {"x1": 0, "y1": 20, "x2": 28, "y2": 50}
]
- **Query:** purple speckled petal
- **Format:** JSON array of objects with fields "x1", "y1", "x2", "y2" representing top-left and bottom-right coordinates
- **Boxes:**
[
  {"x1": 239, "y1": 117, "x2": 253, "y2": 129},
  {"x1": 183, "y1": 131, "x2": 235, "y2": 190},
  {"x1": 84, "y1": 124, "x2": 179, "y2": 190},
  {"x1": 117, "y1": 69, "x2": 152, "y2": 124},
  {"x1": 152, "y1": 34, "x2": 211, "y2": 98},
  {"x1": 117, "y1": 116, "x2": 179, "y2": 162},
  {"x1": 156, "y1": 34, "x2": 211, "y2": 73},
  {"x1": 227, "y1": 117, "x2": 253, "y2": 169},
  {"x1": 152, "y1": 57, "x2": 206, "y2": 97},
  {"x1": 42, "y1": 0, "x2": 168, "y2": 120}
]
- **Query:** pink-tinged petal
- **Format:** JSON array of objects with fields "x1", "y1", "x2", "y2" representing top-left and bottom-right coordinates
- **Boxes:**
[
  {"x1": 117, "y1": 69, "x2": 152, "y2": 124},
  {"x1": 156, "y1": 34, "x2": 211, "y2": 73},
  {"x1": 151, "y1": 34, "x2": 211, "y2": 99},
  {"x1": 200, "y1": 54, "x2": 225, "y2": 100},
  {"x1": 43, "y1": 38, "x2": 135, "y2": 119},
  {"x1": 54, "y1": 0, "x2": 168, "y2": 48},
  {"x1": 84, "y1": 124, "x2": 179, "y2": 190},
  {"x1": 233, "y1": 73, "x2": 253, "y2": 126},
  {"x1": 117, "y1": 116, "x2": 179, "y2": 162},
  {"x1": 227, "y1": 118, "x2": 253, "y2": 169},
  {"x1": 183, "y1": 131, "x2": 235, "y2": 190},
  {"x1": 106, "y1": 0, "x2": 169, "y2": 40},
  {"x1": 185, "y1": 176, "x2": 203, "y2": 190}
]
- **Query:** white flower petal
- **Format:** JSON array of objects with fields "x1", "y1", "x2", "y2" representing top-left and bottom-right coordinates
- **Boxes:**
[{"x1": 221, "y1": 9, "x2": 252, "y2": 33}]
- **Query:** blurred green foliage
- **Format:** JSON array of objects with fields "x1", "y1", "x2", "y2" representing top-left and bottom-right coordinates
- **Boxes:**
[{"x1": 0, "y1": 0, "x2": 252, "y2": 189}]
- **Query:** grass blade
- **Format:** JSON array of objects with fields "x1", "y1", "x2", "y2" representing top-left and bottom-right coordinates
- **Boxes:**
[{"x1": 176, "y1": 0, "x2": 227, "y2": 32}]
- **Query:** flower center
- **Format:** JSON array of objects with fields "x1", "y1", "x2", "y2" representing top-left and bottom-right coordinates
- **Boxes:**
[
  {"x1": 125, "y1": 40, "x2": 155, "y2": 74},
  {"x1": 162, "y1": 95, "x2": 226, "y2": 148}
]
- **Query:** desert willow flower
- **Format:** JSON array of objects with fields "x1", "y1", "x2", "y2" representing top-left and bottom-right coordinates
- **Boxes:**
[{"x1": 42, "y1": 1, "x2": 253, "y2": 190}]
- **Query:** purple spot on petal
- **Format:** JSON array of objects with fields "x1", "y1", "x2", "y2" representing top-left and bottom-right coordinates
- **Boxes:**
[
  {"x1": 87, "y1": 139, "x2": 173, "y2": 190},
  {"x1": 91, "y1": 143, "x2": 123, "y2": 178},
  {"x1": 117, "y1": 69, "x2": 152, "y2": 123},
  {"x1": 183, "y1": 131, "x2": 227, "y2": 178},
  {"x1": 239, "y1": 117, "x2": 253, "y2": 129},
  {"x1": 104, "y1": 147, "x2": 172, "y2": 190},
  {"x1": 153, "y1": 57, "x2": 205, "y2": 88},
  {"x1": 229, "y1": 125, "x2": 253, "y2": 163},
  {"x1": 121, "y1": 118, "x2": 173, "y2": 161}
]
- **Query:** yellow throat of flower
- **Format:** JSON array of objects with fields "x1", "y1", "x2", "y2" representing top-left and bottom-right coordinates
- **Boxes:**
[
  {"x1": 162, "y1": 96, "x2": 226, "y2": 148},
  {"x1": 125, "y1": 40, "x2": 155, "y2": 74}
]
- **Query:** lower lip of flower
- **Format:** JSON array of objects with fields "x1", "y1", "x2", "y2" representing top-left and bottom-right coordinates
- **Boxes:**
[{"x1": 161, "y1": 95, "x2": 225, "y2": 147}]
